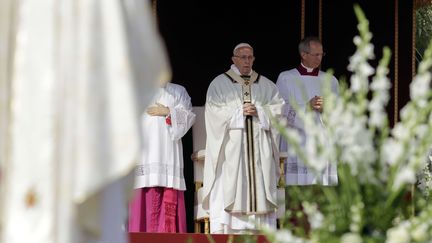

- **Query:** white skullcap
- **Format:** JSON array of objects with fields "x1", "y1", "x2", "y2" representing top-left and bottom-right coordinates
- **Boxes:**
[{"x1": 233, "y1": 43, "x2": 253, "y2": 54}]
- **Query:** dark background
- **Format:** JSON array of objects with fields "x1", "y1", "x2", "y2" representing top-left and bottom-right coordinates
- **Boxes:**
[{"x1": 154, "y1": 0, "x2": 414, "y2": 232}]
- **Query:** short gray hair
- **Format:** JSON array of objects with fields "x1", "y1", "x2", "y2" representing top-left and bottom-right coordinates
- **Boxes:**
[{"x1": 298, "y1": 36, "x2": 322, "y2": 54}]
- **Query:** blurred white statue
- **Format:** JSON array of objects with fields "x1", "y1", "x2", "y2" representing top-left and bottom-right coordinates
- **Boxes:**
[{"x1": 0, "y1": 0, "x2": 170, "y2": 242}]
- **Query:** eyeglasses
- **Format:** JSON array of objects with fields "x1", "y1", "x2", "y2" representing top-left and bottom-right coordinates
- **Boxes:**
[
  {"x1": 234, "y1": 55, "x2": 255, "y2": 61},
  {"x1": 306, "y1": 52, "x2": 326, "y2": 57}
]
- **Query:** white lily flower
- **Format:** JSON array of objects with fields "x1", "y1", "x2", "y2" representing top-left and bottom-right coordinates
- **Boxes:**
[
  {"x1": 341, "y1": 233, "x2": 363, "y2": 243},
  {"x1": 386, "y1": 224, "x2": 411, "y2": 243},
  {"x1": 371, "y1": 76, "x2": 391, "y2": 91},
  {"x1": 350, "y1": 74, "x2": 364, "y2": 92},
  {"x1": 393, "y1": 168, "x2": 416, "y2": 190},
  {"x1": 410, "y1": 72, "x2": 431, "y2": 99},
  {"x1": 411, "y1": 223, "x2": 428, "y2": 241},
  {"x1": 382, "y1": 138, "x2": 403, "y2": 165},
  {"x1": 392, "y1": 123, "x2": 410, "y2": 140},
  {"x1": 273, "y1": 229, "x2": 307, "y2": 243},
  {"x1": 353, "y1": 35, "x2": 362, "y2": 45},
  {"x1": 359, "y1": 62, "x2": 374, "y2": 77},
  {"x1": 363, "y1": 43, "x2": 375, "y2": 58}
]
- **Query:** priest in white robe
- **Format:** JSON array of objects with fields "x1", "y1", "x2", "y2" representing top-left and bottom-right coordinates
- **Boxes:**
[
  {"x1": 276, "y1": 36, "x2": 339, "y2": 186},
  {"x1": 202, "y1": 43, "x2": 284, "y2": 234},
  {"x1": 129, "y1": 82, "x2": 195, "y2": 232}
]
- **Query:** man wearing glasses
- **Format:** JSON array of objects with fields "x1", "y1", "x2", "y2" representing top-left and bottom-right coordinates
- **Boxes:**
[
  {"x1": 276, "y1": 36, "x2": 339, "y2": 186},
  {"x1": 202, "y1": 43, "x2": 284, "y2": 234}
]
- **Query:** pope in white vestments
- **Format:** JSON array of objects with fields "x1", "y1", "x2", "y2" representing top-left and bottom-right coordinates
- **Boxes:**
[
  {"x1": 202, "y1": 43, "x2": 284, "y2": 234},
  {"x1": 276, "y1": 37, "x2": 339, "y2": 186},
  {"x1": 129, "y1": 82, "x2": 195, "y2": 232}
]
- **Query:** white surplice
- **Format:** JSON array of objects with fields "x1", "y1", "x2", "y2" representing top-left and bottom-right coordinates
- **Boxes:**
[
  {"x1": 134, "y1": 83, "x2": 195, "y2": 191},
  {"x1": 202, "y1": 66, "x2": 284, "y2": 233},
  {"x1": 276, "y1": 66, "x2": 339, "y2": 186}
]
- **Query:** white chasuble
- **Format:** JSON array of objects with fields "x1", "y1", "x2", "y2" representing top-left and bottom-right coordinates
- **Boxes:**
[
  {"x1": 202, "y1": 68, "x2": 284, "y2": 233},
  {"x1": 276, "y1": 67, "x2": 339, "y2": 186},
  {"x1": 134, "y1": 83, "x2": 195, "y2": 190}
]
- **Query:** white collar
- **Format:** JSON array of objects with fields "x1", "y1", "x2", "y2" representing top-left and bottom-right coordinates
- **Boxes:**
[{"x1": 301, "y1": 62, "x2": 314, "y2": 72}]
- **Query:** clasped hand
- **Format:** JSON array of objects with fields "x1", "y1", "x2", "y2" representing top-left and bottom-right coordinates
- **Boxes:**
[
  {"x1": 309, "y1": 96, "x2": 323, "y2": 113},
  {"x1": 147, "y1": 103, "x2": 170, "y2": 116},
  {"x1": 243, "y1": 103, "x2": 257, "y2": 116}
]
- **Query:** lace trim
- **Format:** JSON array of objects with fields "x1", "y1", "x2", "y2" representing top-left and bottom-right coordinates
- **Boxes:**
[
  {"x1": 286, "y1": 157, "x2": 309, "y2": 174},
  {"x1": 287, "y1": 165, "x2": 309, "y2": 174},
  {"x1": 286, "y1": 163, "x2": 337, "y2": 174},
  {"x1": 174, "y1": 109, "x2": 188, "y2": 126},
  {"x1": 135, "y1": 163, "x2": 183, "y2": 177}
]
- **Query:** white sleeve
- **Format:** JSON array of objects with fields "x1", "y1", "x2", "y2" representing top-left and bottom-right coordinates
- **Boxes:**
[
  {"x1": 228, "y1": 106, "x2": 244, "y2": 129},
  {"x1": 256, "y1": 105, "x2": 270, "y2": 130},
  {"x1": 167, "y1": 88, "x2": 196, "y2": 141},
  {"x1": 276, "y1": 74, "x2": 294, "y2": 124}
]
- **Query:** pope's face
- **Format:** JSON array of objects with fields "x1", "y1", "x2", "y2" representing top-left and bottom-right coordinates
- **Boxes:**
[
  {"x1": 301, "y1": 41, "x2": 324, "y2": 69},
  {"x1": 232, "y1": 47, "x2": 255, "y2": 75}
]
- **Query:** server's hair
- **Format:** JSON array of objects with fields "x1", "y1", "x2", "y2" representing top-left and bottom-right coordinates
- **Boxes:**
[{"x1": 298, "y1": 36, "x2": 322, "y2": 54}]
